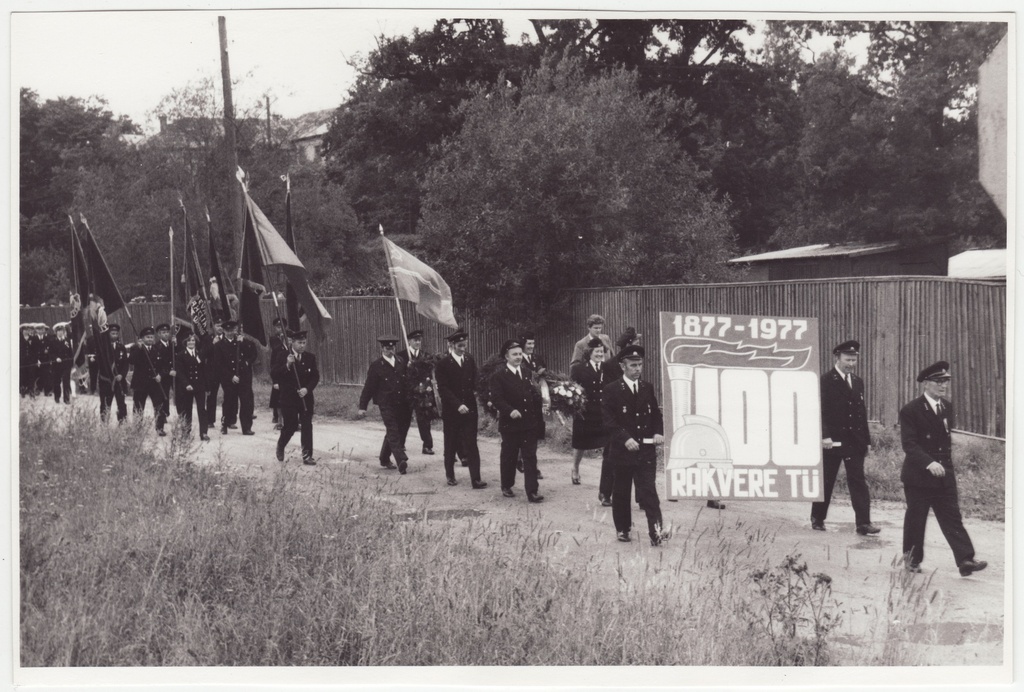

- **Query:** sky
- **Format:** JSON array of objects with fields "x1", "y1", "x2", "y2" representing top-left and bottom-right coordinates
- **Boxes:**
[{"x1": 7, "y1": 8, "x2": 883, "y2": 134}]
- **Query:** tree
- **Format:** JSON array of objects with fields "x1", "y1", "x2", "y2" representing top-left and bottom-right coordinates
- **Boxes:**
[{"x1": 418, "y1": 58, "x2": 737, "y2": 323}]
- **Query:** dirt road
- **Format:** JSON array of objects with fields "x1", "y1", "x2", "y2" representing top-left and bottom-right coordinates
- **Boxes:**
[{"x1": 177, "y1": 408, "x2": 1007, "y2": 667}]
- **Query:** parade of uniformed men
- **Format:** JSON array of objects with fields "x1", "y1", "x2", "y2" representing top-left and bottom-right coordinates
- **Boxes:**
[
  {"x1": 900, "y1": 361, "x2": 987, "y2": 577},
  {"x1": 434, "y1": 329, "x2": 486, "y2": 489},
  {"x1": 812, "y1": 340, "x2": 880, "y2": 535},
  {"x1": 358, "y1": 336, "x2": 412, "y2": 474},
  {"x1": 215, "y1": 320, "x2": 258, "y2": 436},
  {"x1": 98, "y1": 323, "x2": 130, "y2": 423},
  {"x1": 274, "y1": 329, "x2": 319, "y2": 464},
  {"x1": 489, "y1": 339, "x2": 544, "y2": 502},
  {"x1": 397, "y1": 328, "x2": 435, "y2": 455}
]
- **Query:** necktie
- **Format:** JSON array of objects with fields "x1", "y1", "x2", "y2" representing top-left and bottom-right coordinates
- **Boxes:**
[
  {"x1": 846, "y1": 373, "x2": 852, "y2": 388},
  {"x1": 519, "y1": 369, "x2": 525, "y2": 381},
  {"x1": 935, "y1": 401, "x2": 943, "y2": 416}
]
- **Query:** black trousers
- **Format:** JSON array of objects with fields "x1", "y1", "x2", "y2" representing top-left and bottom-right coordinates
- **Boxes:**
[
  {"x1": 811, "y1": 453, "x2": 871, "y2": 525},
  {"x1": 99, "y1": 379, "x2": 128, "y2": 422},
  {"x1": 206, "y1": 380, "x2": 220, "y2": 426},
  {"x1": 612, "y1": 454, "x2": 663, "y2": 541},
  {"x1": 599, "y1": 444, "x2": 615, "y2": 500},
  {"x1": 903, "y1": 479, "x2": 975, "y2": 567},
  {"x1": 279, "y1": 405, "x2": 314, "y2": 458},
  {"x1": 37, "y1": 363, "x2": 52, "y2": 395},
  {"x1": 88, "y1": 362, "x2": 98, "y2": 394},
  {"x1": 378, "y1": 404, "x2": 412, "y2": 465},
  {"x1": 133, "y1": 380, "x2": 167, "y2": 431},
  {"x1": 21, "y1": 363, "x2": 37, "y2": 395},
  {"x1": 414, "y1": 408, "x2": 434, "y2": 449},
  {"x1": 52, "y1": 365, "x2": 72, "y2": 403},
  {"x1": 222, "y1": 377, "x2": 254, "y2": 432},
  {"x1": 442, "y1": 410, "x2": 481, "y2": 483},
  {"x1": 500, "y1": 428, "x2": 538, "y2": 494},
  {"x1": 176, "y1": 387, "x2": 208, "y2": 436}
]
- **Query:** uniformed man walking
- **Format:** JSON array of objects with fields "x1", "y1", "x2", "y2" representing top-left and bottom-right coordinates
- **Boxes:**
[
  {"x1": 434, "y1": 329, "x2": 487, "y2": 488},
  {"x1": 398, "y1": 328, "x2": 435, "y2": 455},
  {"x1": 490, "y1": 339, "x2": 543, "y2": 502},
  {"x1": 204, "y1": 319, "x2": 225, "y2": 428},
  {"x1": 99, "y1": 323, "x2": 130, "y2": 423},
  {"x1": 811, "y1": 340, "x2": 879, "y2": 535},
  {"x1": 215, "y1": 320, "x2": 258, "y2": 435},
  {"x1": 358, "y1": 336, "x2": 412, "y2": 474},
  {"x1": 900, "y1": 361, "x2": 987, "y2": 576},
  {"x1": 49, "y1": 322, "x2": 75, "y2": 404},
  {"x1": 268, "y1": 317, "x2": 288, "y2": 429},
  {"x1": 602, "y1": 345, "x2": 669, "y2": 546},
  {"x1": 274, "y1": 329, "x2": 320, "y2": 465},
  {"x1": 154, "y1": 323, "x2": 176, "y2": 419},
  {"x1": 129, "y1": 326, "x2": 169, "y2": 436}
]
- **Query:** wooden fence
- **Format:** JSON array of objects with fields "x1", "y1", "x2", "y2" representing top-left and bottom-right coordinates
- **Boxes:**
[{"x1": 20, "y1": 276, "x2": 1006, "y2": 437}]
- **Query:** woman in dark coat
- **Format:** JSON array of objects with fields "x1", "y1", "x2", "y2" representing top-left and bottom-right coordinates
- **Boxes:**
[{"x1": 569, "y1": 338, "x2": 608, "y2": 484}]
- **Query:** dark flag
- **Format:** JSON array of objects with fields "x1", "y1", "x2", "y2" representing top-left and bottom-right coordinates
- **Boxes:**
[
  {"x1": 240, "y1": 183, "x2": 331, "y2": 340},
  {"x1": 206, "y1": 207, "x2": 235, "y2": 322},
  {"x1": 68, "y1": 217, "x2": 91, "y2": 368},
  {"x1": 238, "y1": 198, "x2": 268, "y2": 346},
  {"x1": 74, "y1": 216, "x2": 128, "y2": 393},
  {"x1": 78, "y1": 216, "x2": 127, "y2": 317},
  {"x1": 178, "y1": 208, "x2": 211, "y2": 336},
  {"x1": 282, "y1": 177, "x2": 301, "y2": 330}
]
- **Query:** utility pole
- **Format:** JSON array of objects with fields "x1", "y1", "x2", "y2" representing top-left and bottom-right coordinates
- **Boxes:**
[
  {"x1": 219, "y1": 16, "x2": 242, "y2": 260},
  {"x1": 265, "y1": 94, "x2": 272, "y2": 146}
]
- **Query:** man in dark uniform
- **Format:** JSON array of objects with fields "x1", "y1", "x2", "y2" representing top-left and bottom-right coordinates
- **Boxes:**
[
  {"x1": 99, "y1": 323, "x2": 130, "y2": 423},
  {"x1": 268, "y1": 317, "x2": 288, "y2": 429},
  {"x1": 205, "y1": 320, "x2": 225, "y2": 428},
  {"x1": 434, "y1": 329, "x2": 487, "y2": 489},
  {"x1": 34, "y1": 323, "x2": 52, "y2": 396},
  {"x1": 602, "y1": 345, "x2": 669, "y2": 546},
  {"x1": 20, "y1": 324, "x2": 38, "y2": 397},
  {"x1": 811, "y1": 340, "x2": 879, "y2": 535},
  {"x1": 490, "y1": 339, "x2": 543, "y2": 502},
  {"x1": 598, "y1": 327, "x2": 640, "y2": 506},
  {"x1": 900, "y1": 361, "x2": 987, "y2": 576},
  {"x1": 398, "y1": 328, "x2": 436, "y2": 455},
  {"x1": 518, "y1": 330, "x2": 548, "y2": 479},
  {"x1": 129, "y1": 326, "x2": 169, "y2": 436},
  {"x1": 215, "y1": 320, "x2": 258, "y2": 435},
  {"x1": 175, "y1": 331, "x2": 210, "y2": 441},
  {"x1": 358, "y1": 336, "x2": 412, "y2": 474},
  {"x1": 49, "y1": 323, "x2": 75, "y2": 404},
  {"x1": 274, "y1": 329, "x2": 320, "y2": 465},
  {"x1": 155, "y1": 323, "x2": 176, "y2": 412}
]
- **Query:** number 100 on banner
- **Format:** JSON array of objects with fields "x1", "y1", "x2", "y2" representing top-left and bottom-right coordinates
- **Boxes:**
[{"x1": 659, "y1": 312, "x2": 824, "y2": 502}]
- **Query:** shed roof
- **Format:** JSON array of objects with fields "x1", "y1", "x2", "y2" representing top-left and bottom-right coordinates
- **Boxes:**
[
  {"x1": 728, "y1": 241, "x2": 903, "y2": 264},
  {"x1": 948, "y1": 248, "x2": 1007, "y2": 279}
]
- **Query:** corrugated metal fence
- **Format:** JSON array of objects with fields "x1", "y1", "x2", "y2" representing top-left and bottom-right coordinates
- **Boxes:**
[{"x1": 20, "y1": 276, "x2": 1006, "y2": 437}]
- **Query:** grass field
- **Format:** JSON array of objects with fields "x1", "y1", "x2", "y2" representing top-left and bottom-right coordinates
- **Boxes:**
[{"x1": 18, "y1": 404, "x2": 927, "y2": 667}]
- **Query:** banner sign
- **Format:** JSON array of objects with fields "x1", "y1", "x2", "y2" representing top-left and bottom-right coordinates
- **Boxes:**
[{"x1": 659, "y1": 312, "x2": 823, "y2": 501}]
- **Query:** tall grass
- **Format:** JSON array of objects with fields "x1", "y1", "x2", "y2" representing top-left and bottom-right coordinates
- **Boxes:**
[{"x1": 20, "y1": 404, "x2": 918, "y2": 667}]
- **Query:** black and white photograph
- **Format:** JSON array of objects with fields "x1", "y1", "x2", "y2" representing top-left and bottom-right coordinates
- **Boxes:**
[{"x1": 7, "y1": 1, "x2": 1015, "y2": 689}]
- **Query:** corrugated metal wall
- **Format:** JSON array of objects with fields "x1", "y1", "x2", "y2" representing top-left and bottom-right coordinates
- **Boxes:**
[{"x1": 20, "y1": 276, "x2": 1005, "y2": 437}]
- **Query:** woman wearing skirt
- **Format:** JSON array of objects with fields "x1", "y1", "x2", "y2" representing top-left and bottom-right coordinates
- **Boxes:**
[{"x1": 570, "y1": 338, "x2": 608, "y2": 484}]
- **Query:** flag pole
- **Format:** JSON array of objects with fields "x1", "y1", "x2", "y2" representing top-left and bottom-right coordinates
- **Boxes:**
[
  {"x1": 242, "y1": 182, "x2": 308, "y2": 412},
  {"x1": 168, "y1": 224, "x2": 177, "y2": 401},
  {"x1": 380, "y1": 225, "x2": 410, "y2": 354}
]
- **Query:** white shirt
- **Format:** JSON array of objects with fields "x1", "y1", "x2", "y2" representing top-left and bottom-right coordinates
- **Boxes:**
[
  {"x1": 187, "y1": 348, "x2": 199, "y2": 363},
  {"x1": 383, "y1": 355, "x2": 396, "y2": 367},
  {"x1": 451, "y1": 352, "x2": 463, "y2": 367},
  {"x1": 410, "y1": 349, "x2": 419, "y2": 359},
  {"x1": 835, "y1": 365, "x2": 853, "y2": 386},
  {"x1": 623, "y1": 376, "x2": 638, "y2": 395},
  {"x1": 923, "y1": 392, "x2": 943, "y2": 415},
  {"x1": 507, "y1": 364, "x2": 523, "y2": 379}
]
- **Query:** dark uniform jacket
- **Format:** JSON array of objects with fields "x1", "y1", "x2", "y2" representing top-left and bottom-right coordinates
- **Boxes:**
[
  {"x1": 268, "y1": 334, "x2": 288, "y2": 381},
  {"x1": 435, "y1": 352, "x2": 478, "y2": 416},
  {"x1": 359, "y1": 357, "x2": 409, "y2": 409},
  {"x1": 570, "y1": 360, "x2": 606, "y2": 421},
  {"x1": 820, "y1": 367, "x2": 871, "y2": 457},
  {"x1": 489, "y1": 365, "x2": 541, "y2": 433},
  {"x1": 602, "y1": 377, "x2": 664, "y2": 465},
  {"x1": 202, "y1": 335, "x2": 222, "y2": 388},
  {"x1": 900, "y1": 395, "x2": 955, "y2": 489},
  {"x1": 213, "y1": 337, "x2": 259, "y2": 385},
  {"x1": 33, "y1": 335, "x2": 50, "y2": 366},
  {"x1": 521, "y1": 352, "x2": 546, "y2": 375},
  {"x1": 272, "y1": 350, "x2": 320, "y2": 408},
  {"x1": 49, "y1": 335, "x2": 75, "y2": 368},
  {"x1": 155, "y1": 340, "x2": 175, "y2": 379},
  {"x1": 110, "y1": 341, "x2": 131, "y2": 381},
  {"x1": 174, "y1": 348, "x2": 207, "y2": 393},
  {"x1": 130, "y1": 344, "x2": 162, "y2": 386}
]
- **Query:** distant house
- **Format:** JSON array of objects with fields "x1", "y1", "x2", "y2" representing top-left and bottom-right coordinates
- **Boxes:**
[
  {"x1": 947, "y1": 248, "x2": 1006, "y2": 281},
  {"x1": 287, "y1": 109, "x2": 335, "y2": 164},
  {"x1": 728, "y1": 240, "x2": 950, "y2": 281}
]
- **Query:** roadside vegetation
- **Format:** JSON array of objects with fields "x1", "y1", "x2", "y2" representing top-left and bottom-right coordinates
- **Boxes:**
[{"x1": 19, "y1": 404, "x2": 927, "y2": 666}]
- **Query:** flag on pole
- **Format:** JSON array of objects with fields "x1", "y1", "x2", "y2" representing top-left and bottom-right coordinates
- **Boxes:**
[
  {"x1": 282, "y1": 176, "x2": 301, "y2": 330},
  {"x1": 381, "y1": 233, "x2": 458, "y2": 328},
  {"x1": 206, "y1": 208, "x2": 235, "y2": 322},
  {"x1": 238, "y1": 197, "x2": 268, "y2": 346},
  {"x1": 72, "y1": 216, "x2": 128, "y2": 388},
  {"x1": 178, "y1": 210, "x2": 211, "y2": 335},
  {"x1": 239, "y1": 184, "x2": 332, "y2": 340},
  {"x1": 77, "y1": 216, "x2": 128, "y2": 317}
]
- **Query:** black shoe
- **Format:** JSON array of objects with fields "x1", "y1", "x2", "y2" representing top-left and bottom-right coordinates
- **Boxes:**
[
  {"x1": 276, "y1": 445, "x2": 285, "y2": 462},
  {"x1": 617, "y1": 531, "x2": 631, "y2": 543},
  {"x1": 527, "y1": 493, "x2": 544, "y2": 503},
  {"x1": 447, "y1": 478, "x2": 458, "y2": 486},
  {"x1": 651, "y1": 532, "x2": 671, "y2": 547},
  {"x1": 811, "y1": 518, "x2": 826, "y2": 531},
  {"x1": 959, "y1": 559, "x2": 988, "y2": 577},
  {"x1": 381, "y1": 461, "x2": 397, "y2": 470},
  {"x1": 906, "y1": 562, "x2": 923, "y2": 574},
  {"x1": 460, "y1": 460, "x2": 469, "y2": 467},
  {"x1": 157, "y1": 430, "x2": 167, "y2": 437},
  {"x1": 398, "y1": 461, "x2": 408, "y2": 475},
  {"x1": 516, "y1": 462, "x2": 525, "y2": 473},
  {"x1": 220, "y1": 426, "x2": 228, "y2": 435},
  {"x1": 274, "y1": 423, "x2": 283, "y2": 431},
  {"x1": 302, "y1": 456, "x2": 316, "y2": 466},
  {"x1": 422, "y1": 446, "x2": 435, "y2": 455},
  {"x1": 536, "y1": 470, "x2": 544, "y2": 480},
  {"x1": 242, "y1": 430, "x2": 255, "y2": 436},
  {"x1": 471, "y1": 481, "x2": 488, "y2": 490},
  {"x1": 856, "y1": 523, "x2": 881, "y2": 536},
  {"x1": 200, "y1": 434, "x2": 210, "y2": 442},
  {"x1": 707, "y1": 500, "x2": 726, "y2": 510},
  {"x1": 501, "y1": 487, "x2": 515, "y2": 498},
  {"x1": 227, "y1": 424, "x2": 238, "y2": 429},
  {"x1": 601, "y1": 496, "x2": 613, "y2": 508}
]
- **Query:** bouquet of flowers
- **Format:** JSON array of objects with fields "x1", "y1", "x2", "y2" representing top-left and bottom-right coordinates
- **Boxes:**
[
  {"x1": 407, "y1": 357, "x2": 440, "y2": 421},
  {"x1": 543, "y1": 371, "x2": 587, "y2": 426}
]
